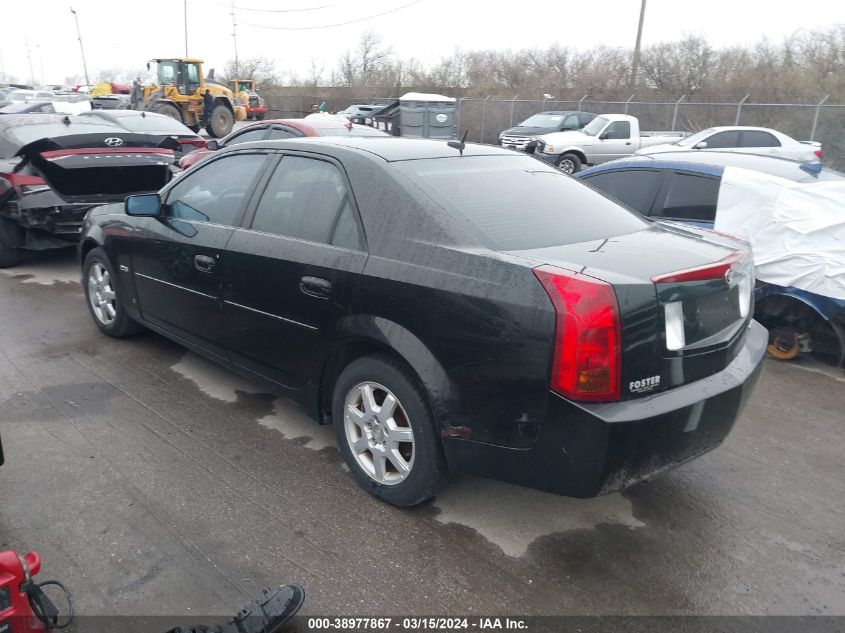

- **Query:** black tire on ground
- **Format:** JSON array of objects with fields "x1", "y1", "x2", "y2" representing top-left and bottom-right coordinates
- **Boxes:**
[
  {"x1": 206, "y1": 104, "x2": 234, "y2": 138},
  {"x1": 556, "y1": 152, "x2": 582, "y2": 174},
  {"x1": 152, "y1": 102, "x2": 183, "y2": 123},
  {"x1": 254, "y1": 113, "x2": 265, "y2": 121},
  {"x1": 82, "y1": 247, "x2": 143, "y2": 338},
  {"x1": 246, "y1": 113, "x2": 254, "y2": 121},
  {"x1": 0, "y1": 219, "x2": 22, "y2": 268},
  {"x1": 332, "y1": 353, "x2": 448, "y2": 507}
]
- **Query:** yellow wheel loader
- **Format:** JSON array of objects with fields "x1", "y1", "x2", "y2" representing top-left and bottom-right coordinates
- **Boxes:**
[{"x1": 141, "y1": 59, "x2": 247, "y2": 137}]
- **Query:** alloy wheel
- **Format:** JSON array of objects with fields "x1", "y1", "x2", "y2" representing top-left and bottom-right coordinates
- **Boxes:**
[
  {"x1": 343, "y1": 381, "x2": 415, "y2": 486},
  {"x1": 87, "y1": 262, "x2": 117, "y2": 326},
  {"x1": 558, "y1": 158, "x2": 575, "y2": 173}
]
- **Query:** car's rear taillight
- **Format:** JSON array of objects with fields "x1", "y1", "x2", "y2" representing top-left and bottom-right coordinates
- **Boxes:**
[
  {"x1": 0, "y1": 173, "x2": 47, "y2": 194},
  {"x1": 815, "y1": 149, "x2": 824, "y2": 159},
  {"x1": 179, "y1": 139, "x2": 207, "y2": 149},
  {"x1": 533, "y1": 265, "x2": 622, "y2": 402}
]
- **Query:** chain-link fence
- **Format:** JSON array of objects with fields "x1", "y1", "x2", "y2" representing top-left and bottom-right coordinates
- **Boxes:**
[{"x1": 263, "y1": 93, "x2": 845, "y2": 169}]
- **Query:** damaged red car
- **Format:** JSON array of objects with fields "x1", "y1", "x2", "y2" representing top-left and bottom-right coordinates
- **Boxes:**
[{"x1": 0, "y1": 114, "x2": 179, "y2": 267}]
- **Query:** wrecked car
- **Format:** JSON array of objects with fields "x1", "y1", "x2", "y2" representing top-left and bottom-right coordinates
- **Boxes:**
[
  {"x1": 578, "y1": 152, "x2": 845, "y2": 366},
  {"x1": 78, "y1": 137, "x2": 766, "y2": 506},
  {"x1": 0, "y1": 114, "x2": 179, "y2": 267}
]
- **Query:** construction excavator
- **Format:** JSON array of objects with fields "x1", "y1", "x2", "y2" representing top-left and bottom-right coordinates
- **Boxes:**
[{"x1": 140, "y1": 58, "x2": 247, "y2": 137}]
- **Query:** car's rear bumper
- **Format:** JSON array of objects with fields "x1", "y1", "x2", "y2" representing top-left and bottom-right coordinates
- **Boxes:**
[{"x1": 441, "y1": 319, "x2": 767, "y2": 497}]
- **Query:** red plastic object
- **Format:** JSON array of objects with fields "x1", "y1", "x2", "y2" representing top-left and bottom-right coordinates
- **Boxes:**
[{"x1": 0, "y1": 550, "x2": 45, "y2": 633}]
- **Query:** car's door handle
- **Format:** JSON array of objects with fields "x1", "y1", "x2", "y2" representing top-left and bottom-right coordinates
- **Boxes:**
[
  {"x1": 300, "y1": 276, "x2": 331, "y2": 299},
  {"x1": 625, "y1": 141, "x2": 632, "y2": 145},
  {"x1": 194, "y1": 254, "x2": 216, "y2": 273}
]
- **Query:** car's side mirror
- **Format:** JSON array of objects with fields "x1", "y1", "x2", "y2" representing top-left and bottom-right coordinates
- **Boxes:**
[
  {"x1": 694, "y1": 141, "x2": 708, "y2": 149},
  {"x1": 206, "y1": 139, "x2": 220, "y2": 151},
  {"x1": 599, "y1": 131, "x2": 610, "y2": 140},
  {"x1": 125, "y1": 193, "x2": 161, "y2": 217}
]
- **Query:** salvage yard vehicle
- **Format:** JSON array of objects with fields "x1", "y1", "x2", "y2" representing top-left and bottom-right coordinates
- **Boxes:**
[
  {"x1": 636, "y1": 126, "x2": 823, "y2": 162},
  {"x1": 531, "y1": 114, "x2": 687, "y2": 173},
  {"x1": 498, "y1": 111, "x2": 597, "y2": 151},
  {"x1": 78, "y1": 137, "x2": 766, "y2": 506},
  {"x1": 177, "y1": 117, "x2": 387, "y2": 170},
  {"x1": 578, "y1": 153, "x2": 845, "y2": 366},
  {"x1": 230, "y1": 79, "x2": 268, "y2": 120},
  {"x1": 83, "y1": 110, "x2": 206, "y2": 157},
  {"x1": 141, "y1": 58, "x2": 246, "y2": 137},
  {"x1": 0, "y1": 114, "x2": 179, "y2": 267}
]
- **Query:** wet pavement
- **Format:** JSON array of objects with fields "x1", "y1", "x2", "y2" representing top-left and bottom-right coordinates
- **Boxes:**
[{"x1": 0, "y1": 248, "x2": 843, "y2": 617}]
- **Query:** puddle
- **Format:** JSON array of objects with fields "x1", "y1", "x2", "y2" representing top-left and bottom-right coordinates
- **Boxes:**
[
  {"x1": 171, "y1": 353, "x2": 262, "y2": 403},
  {"x1": 258, "y1": 399, "x2": 335, "y2": 451},
  {"x1": 171, "y1": 352, "x2": 334, "y2": 450},
  {"x1": 0, "y1": 260, "x2": 80, "y2": 286},
  {"x1": 433, "y1": 477, "x2": 644, "y2": 557}
]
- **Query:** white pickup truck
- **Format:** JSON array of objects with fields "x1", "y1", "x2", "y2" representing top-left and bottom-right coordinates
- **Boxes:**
[{"x1": 530, "y1": 114, "x2": 687, "y2": 173}]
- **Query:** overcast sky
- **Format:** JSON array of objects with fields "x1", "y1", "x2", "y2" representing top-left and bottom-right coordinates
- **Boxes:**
[{"x1": 2, "y1": 0, "x2": 844, "y2": 86}]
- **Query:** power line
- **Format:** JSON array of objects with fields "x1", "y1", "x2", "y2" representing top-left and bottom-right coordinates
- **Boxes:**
[
  {"x1": 238, "y1": 0, "x2": 423, "y2": 30},
  {"x1": 232, "y1": 2, "x2": 334, "y2": 13}
]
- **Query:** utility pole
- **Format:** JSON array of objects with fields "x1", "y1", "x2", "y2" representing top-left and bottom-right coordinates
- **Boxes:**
[
  {"x1": 70, "y1": 7, "x2": 90, "y2": 86},
  {"x1": 231, "y1": 0, "x2": 239, "y2": 76},
  {"x1": 184, "y1": 0, "x2": 189, "y2": 57},
  {"x1": 37, "y1": 45, "x2": 45, "y2": 86},
  {"x1": 630, "y1": 0, "x2": 647, "y2": 88},
  {"x1": 25, "y1": 41, "x2": 35, "y2": 87}
]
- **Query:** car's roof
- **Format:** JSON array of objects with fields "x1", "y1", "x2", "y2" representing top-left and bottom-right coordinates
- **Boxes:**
[
  {"x1": 229, "y1": 137, "x2": 517, "y2": 162},
  {"x1": 537, "y1": 110, "x2": 589, "y2": 115},
  {"x1": 580, "y1": 151, "x2": 844, "y2": 182},
  {"x1": 701, "y1": 125, "x2": 778, "y2": 133}
]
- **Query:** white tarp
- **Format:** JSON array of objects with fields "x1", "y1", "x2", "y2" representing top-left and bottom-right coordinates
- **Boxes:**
[{"x1": 715, "y1": 166, "x2": 845, "y2": 300}]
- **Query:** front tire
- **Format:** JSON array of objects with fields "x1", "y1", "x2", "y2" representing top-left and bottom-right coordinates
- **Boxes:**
[
  {"x1": 83, "y1": 247, "x2": 142, "y2": 338},
  {"x1": 152, "y1": 102, "x2": 183, "y2": 123},
  {"x1": 332, "y1": 354, "x2": 448, "y2": 507},
  {"x1": 556, "y1": 152, "x2": 582, "y2": 174},
  {"x1": 207, "y1": 104, "x2": 234, "y2": 138}
]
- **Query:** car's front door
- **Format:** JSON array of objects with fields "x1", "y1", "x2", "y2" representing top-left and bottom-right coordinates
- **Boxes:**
[
  {"x1": 129, "y1": 151, "x2": 270, "y2": 358},
  {"x1": 222, "y1": 153, "x2": 368, "y2": 389},
  {"x1": 592, "y1": 120, "x2": 632, "y2": 163}
]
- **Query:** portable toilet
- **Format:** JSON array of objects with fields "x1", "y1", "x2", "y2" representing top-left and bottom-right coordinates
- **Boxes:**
[{"x1": 398, "y1": 92, "x2": 457, "y2": 139}]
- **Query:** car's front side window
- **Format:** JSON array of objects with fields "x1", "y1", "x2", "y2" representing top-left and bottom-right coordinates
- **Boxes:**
[
  {"x1": 703, "y1": 131, "x2": 741, "y2": 148},
  {"x1": 164, "y1": 153, "x2": 267, "y2": 226}
]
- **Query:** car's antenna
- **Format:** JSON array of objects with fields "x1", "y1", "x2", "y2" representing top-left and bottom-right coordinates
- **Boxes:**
[{"x1": 447, "y1": 130, "x2": 469, "y2": 156}]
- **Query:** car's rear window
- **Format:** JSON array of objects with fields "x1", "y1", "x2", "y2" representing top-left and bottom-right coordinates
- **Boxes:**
[
  {"x1": 393, "y1": 155, "x2": 648, "y2": 250},
  {"x1": 313, "y1": 126, "x2": 386, "y2": 137}
]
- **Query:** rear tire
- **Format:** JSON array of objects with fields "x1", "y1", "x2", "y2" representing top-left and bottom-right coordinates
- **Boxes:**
[
  {"x1": 254, "y1": 113, "x2": 265, "y2": 121},
  {"x1": 152, "y1": 102, "x2": 183, "y2": 123},
  {"x1": 0, "y1": 219, "x2": 22, "y2": 268},
  {"x1": 207, "y1": 104, "x2": 234, "y2": 138},
  {"x1": 556, "y1": 152, "x2": 582, "y2": 174},
  {"x1": 83, "y1": 247, "x2": 142, "y2": 338},
  {"x1": 332, "y1": 354, "x2": 448, "y2": 507}
]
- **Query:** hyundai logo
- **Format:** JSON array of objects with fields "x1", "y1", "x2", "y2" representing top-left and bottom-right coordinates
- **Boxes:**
[{"x1": 104, "y1": 137, "x2": 124, "y2": 147}]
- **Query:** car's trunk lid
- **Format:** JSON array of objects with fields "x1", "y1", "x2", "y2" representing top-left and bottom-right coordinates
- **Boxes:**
[
  {"x1": 511, "y1": 226, "x2": 754, "y2": 398},
  {"x1": 15, "y1": 133, "x2": 177, "y2": 202}
]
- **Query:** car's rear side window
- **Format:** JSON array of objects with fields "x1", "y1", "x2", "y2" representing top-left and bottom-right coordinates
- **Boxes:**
[
  {"x1": 251, "y1": 156, "x2": 363, "y2": 249},
  {"x1": 740, "y1": 131, "x2": 780, "y2": 147},
  {"x1": 652, "y1": 172, "x2": 720, "y2": 222},
  {"x1": 393, "y1": 155, "x2": 647, "y2": 251}
]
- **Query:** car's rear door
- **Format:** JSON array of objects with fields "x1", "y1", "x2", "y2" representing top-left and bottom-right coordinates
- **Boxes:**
[
  {"x1": 222, "y1": 152, "x2": 368, "y2": 389},
  {"x1": 129, "y1": 151, "x2": 271, "y2": 358}
]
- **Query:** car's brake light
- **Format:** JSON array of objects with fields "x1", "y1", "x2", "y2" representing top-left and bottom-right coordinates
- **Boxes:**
[
  {"x1": 650, "y1": 252, "x2": 743, "y2": 284},
  {"x1": 179, "y1": 139, "x2": 207, "y2": 148},
  {"x1": 0, "y1": 173, "x2": 47, "y2": 193},
  {"x1": 533, "y1": 265, "x2": 622, "y2": 402},
  {"x1": 815, "y1": 149, "x2": 823, "y2": 159}
]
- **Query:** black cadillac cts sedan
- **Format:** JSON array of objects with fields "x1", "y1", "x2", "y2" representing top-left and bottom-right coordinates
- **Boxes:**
[{"x1": 78, "y1": 137, "x2": 767, "y2": 506}]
